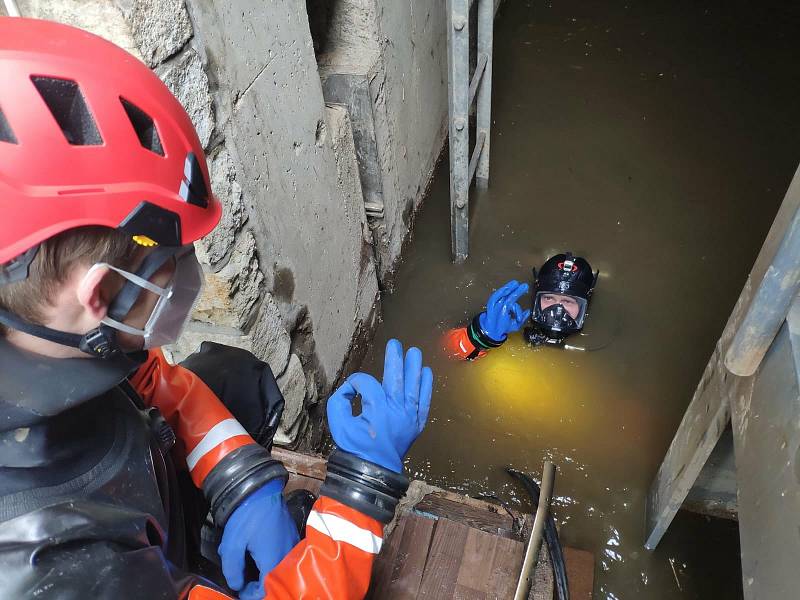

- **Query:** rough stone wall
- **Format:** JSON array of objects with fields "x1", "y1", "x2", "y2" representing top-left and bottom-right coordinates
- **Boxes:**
[{"x1": 9, "y1": 0, "x2": 452, "y2": 447}]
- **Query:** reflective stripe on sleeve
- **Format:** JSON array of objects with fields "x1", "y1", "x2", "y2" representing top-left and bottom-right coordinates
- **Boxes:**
[
  {"x1": 186, "y1": 418, "x2": 249, "y2": 471},
  {"x1": 306, "y1": 510, "x2": 384, "y2": 554}
]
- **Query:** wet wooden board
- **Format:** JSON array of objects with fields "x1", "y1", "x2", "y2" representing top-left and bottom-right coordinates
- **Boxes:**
[
  {"x1": 368, "y1": 513, "x2": 436, "y2": 599},
  {"x1": 272, "y1": 447, "x2": 327, "y2": 480},
  {"x1": 564, "y1": 547, "x2": 595, "y2": 600},
  {"x1": 413, "y1": 491, "x2": 517, "y2": 539},
  {"x1": 371, "y1": 515, "x2": 527, "y2": 600}
]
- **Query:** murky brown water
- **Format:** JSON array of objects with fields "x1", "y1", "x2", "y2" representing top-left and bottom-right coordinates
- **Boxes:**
[{"x1": 361, "y1": 1, "x2": 799, "y2": 597}]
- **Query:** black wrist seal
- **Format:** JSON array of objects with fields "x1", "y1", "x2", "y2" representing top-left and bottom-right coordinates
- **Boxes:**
[
  {"x1": 320, "y1": 449, "x2": 410, "y2": 524},
  {"x1": 202, "y1": 444, "x2": 288, "y2": 526},
  {"x1": 467, "y1": 314, "x2": 506, "y2": 350}
]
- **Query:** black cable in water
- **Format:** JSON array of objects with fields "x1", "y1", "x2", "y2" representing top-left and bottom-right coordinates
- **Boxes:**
[{"x1": 507, "y1": 467, "x2": 570, "y2": 600}]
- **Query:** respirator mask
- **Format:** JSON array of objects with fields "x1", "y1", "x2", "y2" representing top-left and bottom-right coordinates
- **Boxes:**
[
  {"x1": 526, "y1": 294, "x2": 586, "y2": 346},
  {"x1": 90, "y1": 245, "x2": 203, "y2": 350}
]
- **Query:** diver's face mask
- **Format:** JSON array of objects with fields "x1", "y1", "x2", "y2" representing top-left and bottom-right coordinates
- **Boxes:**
[
  {"x1": 89, "y1": 245, "x2": 203, "y2": 350},
  {"x1": 527, "y1": 292, "x2": 588, "y2": 345}
]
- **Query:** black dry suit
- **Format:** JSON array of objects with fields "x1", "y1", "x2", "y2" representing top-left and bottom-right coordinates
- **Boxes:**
[{"x1": 0, "y1": 339, "x2": 286, "y2": 598}]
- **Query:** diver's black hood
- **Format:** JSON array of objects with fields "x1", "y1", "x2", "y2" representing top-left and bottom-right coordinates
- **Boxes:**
[{"x1": 0, "y1": 337, "x2": 144, "y2": 429}]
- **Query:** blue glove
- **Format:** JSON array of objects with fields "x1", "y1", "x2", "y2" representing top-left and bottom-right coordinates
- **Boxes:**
[
  {"x1": 218, "y1": 479, "x2": 299, "y2": 598},
  {"x1": 327, "y1": 339, "x2": 434, "y2": 473},
  {"x1": 478, "y1": 279, "x2": 531, "y2": 342}
]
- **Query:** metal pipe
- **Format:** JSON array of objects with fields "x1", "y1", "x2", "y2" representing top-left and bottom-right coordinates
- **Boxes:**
[
  {"x1": 3, "y1": 0, "x2": 21, "y2": 17},
  {"x1": 475, "y1": 0, "x2": 494, "y2": 186},
  {"x1": 514, "y1": 461, "x2": 555, "y2": 600},
  {"x1": 725, "y1": 203, "x2": 800, "y2": 376}
]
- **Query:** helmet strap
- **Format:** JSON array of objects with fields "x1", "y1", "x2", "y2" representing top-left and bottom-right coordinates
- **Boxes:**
[{"x1": 0, "y1": 308, "x2": 119, "y2": 358}]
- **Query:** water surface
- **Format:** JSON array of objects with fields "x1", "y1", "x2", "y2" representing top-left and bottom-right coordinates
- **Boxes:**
[{"x1": 362, "y1": 1, "x2": 799, "y2": 597}]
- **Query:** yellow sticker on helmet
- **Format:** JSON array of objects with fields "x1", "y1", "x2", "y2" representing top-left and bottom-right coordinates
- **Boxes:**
[{"x1": 132, "y1": 235, "x2": 158, "y2": 247}]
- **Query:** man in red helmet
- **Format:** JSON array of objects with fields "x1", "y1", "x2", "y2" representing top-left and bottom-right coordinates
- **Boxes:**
[{"x1": 0, "y1": 17, "x2": 433, "y2": 600}]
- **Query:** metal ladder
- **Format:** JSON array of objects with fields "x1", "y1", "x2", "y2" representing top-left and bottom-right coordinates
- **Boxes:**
[{"x1": 447, "y1": 0, "x2": 495, "y2": 263}]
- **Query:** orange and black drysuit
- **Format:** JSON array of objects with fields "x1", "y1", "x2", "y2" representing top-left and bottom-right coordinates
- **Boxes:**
[{"x1": 0, "y1": 339, "x2": 400, "y2": 599}]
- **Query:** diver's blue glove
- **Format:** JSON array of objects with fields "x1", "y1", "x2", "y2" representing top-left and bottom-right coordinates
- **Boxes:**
[
  {"x1": 218, "y1": 478, "x2": 299, "y2": 597},
  {"x1": 327, "y1": 339, "x2": 433, "y2": 473},
  {"x1": 477, "y1": 279, "x2": 531, "y2": 343}
]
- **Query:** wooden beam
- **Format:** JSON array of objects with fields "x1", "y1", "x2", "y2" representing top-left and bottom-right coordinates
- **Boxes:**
[
  {"x1": 413, "y1": 491, "x2": 517, "y2": 539},
  {"x1": 272, "y1": 447, "x2": 327, "y2": 480}
]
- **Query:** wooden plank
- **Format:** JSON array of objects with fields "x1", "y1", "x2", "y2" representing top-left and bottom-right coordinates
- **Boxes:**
[
  {"x1": 368, "y1": 513, "x2": 436, "y2": 600},
  {"x1": 564, "y1": 547, "x2": 594, "y2": 600},
  {"x1": 414, "y1": 491, "x2": 516, "y2": 539},
  {"x1": 367, "y1": 515, "x2": 408, "y2": 599},
  {"x1": 417, "y1": 518, "x2": 470, "y2": 599},
  {"x1": 645, "y1": 163, "x2": 800, "y2": 549},
  {"x1": 272, "y1": 447, "x2": 327, "y2": 480},
  {"x1": 454, "y1": 525, "x2": 501, "y2": 598},
  {"x1": 486, "y1": 534, "x2": 528, "y2": 599}
]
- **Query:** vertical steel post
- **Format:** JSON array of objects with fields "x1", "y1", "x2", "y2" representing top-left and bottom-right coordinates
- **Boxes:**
[
  {"x1": 475, "y1": 0, "x2": 494, "y2": 187},
  {"x1": 447, "y1": 0, "x2": 470, "y2": 262}
]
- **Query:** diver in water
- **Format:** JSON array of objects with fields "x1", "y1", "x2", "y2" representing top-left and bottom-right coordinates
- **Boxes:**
[{"x1": 446, "y1": 252, "x2": 598, "y2": 360}]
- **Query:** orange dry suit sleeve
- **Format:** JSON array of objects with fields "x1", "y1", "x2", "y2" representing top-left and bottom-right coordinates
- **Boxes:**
[
  {"x1": 444, "y1": 326, "x2": 486, "y2": 360},
  {"x1": 444, "y1": 314, "x2": 507, "y2": 361},
  {"x1": 129, "y1": 348, "x2": 256, "y2": 486},
  {"x1": 131, "y1": 350, "x2": 385, "y2": 600}
]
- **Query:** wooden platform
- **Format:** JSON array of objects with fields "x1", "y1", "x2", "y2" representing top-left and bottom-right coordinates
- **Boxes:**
[{"x1": 273, "y1": 447, "x2": 594, "y2": 599}]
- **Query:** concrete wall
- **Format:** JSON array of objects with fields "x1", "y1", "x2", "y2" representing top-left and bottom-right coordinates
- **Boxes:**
[
  {"x1": 182, "y1": 0, "x2": 381, "y2": 445},
  {"x1": 318, "y1": 0, "x2": 449, "y2": 279},
  {"x1": 9, "y1": 0, "x2": 451, "y2": 447}
]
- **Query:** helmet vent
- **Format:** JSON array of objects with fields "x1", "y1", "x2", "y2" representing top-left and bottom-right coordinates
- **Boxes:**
[
  {"x1": 31, "y1": 76, "x2": 103, "y2": 146},
  {"x1": 0, "y1": 107, "x2": 18, "y2": 144},
  {"x1": 120, "y1": 97, "x2": 164, "y2": 156}
]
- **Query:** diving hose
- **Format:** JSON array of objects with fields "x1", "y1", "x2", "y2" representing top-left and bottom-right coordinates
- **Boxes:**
[{"x1": 508, "y1": 463, "x2": 569, "y2": 600}]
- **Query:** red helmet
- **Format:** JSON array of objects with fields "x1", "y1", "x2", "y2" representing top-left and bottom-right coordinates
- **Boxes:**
[{"x1": 0, "y1": 17, "x2": 221, "y2": 270}]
